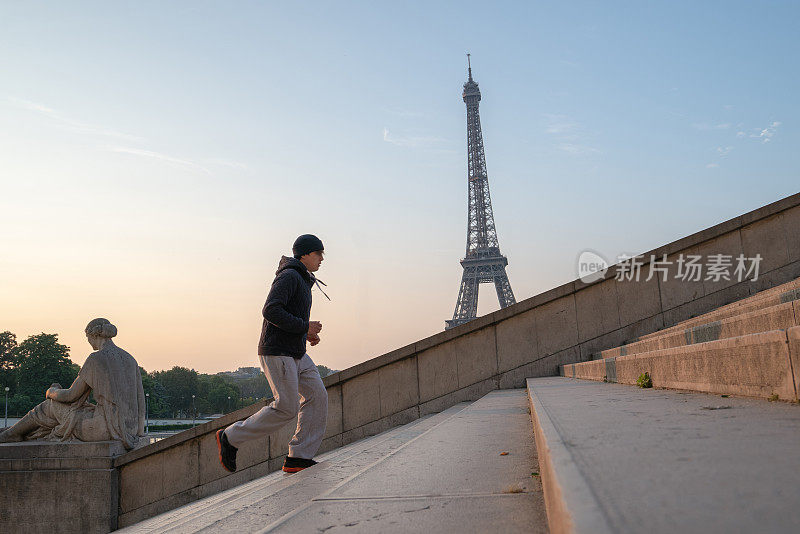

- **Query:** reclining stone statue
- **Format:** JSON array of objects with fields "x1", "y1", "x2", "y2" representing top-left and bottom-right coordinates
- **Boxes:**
[{"x1": 0, "y1": 318, "x2": 146, "y2": 449}]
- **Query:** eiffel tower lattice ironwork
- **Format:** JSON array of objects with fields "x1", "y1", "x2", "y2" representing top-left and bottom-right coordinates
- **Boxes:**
[{"x1": 446, "y1": 56, "x2": 516, "y2": 330}]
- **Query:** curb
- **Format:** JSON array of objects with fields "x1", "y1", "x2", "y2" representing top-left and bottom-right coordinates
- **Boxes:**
[{"x1": 526, "y1": 378, "x2": 613, "y2": 534}]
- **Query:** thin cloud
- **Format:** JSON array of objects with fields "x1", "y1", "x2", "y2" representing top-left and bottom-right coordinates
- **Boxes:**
[
  {"x1": 6, "y1": 96, "x2": 144, "y2": 142},
  {"x1": 706, "y1": 163, "x2": 719, "y2": 168},
  {"x1": 692, "y1": 122, "x2": 731, "y2": 131},
  {"x1": 206, "y1": 158, "x2": 250, "y2": 171},
  {"x1": 543, "y1": 114, "x2": 580, "y2": 137},
  {"x1": 111, "y1": 147, "x2": 211, "y2": 174},
  {"x1": 383, "y1": 107, "x2": 425, "y2": 118},
  {"x1": 543, "y1": 113, "x2": 600, "y2": 155},
  {"x1": 751, "y1": 121, "x2": 781, "y2": 143},
  {"x1": 556, "y1": 143, "x2": 601, "y2": 155},
  {"x1": 716, "y1": 146, "x2": 733, "y2": 157},
  {"x1": 382, "y1": 127, "x2": 446, "y2": 148}
]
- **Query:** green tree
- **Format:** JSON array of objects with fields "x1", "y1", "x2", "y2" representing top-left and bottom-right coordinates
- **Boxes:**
[
  {"x1": 153, "y1": 366, "x2": 200, "y2": 418},
  {"x1": 15, "y1": 333, "x2": 79, "y2": 410},
  {"x1": 316, "y1": 365, "x2": 336, "y2": 378},
  {"x1": 197, "y1": 374, "x2": 240, "y2": 414},
  {"x1": 140, "y1": 367, "x2": 170, "y2": 418},
  {"x1": 0, "y1": 331, "x2": 17, "y2": 396}
]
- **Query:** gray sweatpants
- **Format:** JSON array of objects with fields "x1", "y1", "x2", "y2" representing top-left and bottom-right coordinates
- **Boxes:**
[{"x1": 224, "y1": 353, "x2": 328, "y2": 460}]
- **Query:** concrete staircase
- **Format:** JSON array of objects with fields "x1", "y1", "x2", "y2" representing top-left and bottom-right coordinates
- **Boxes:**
[
  {"x1": 527, "y1": 276, "x2": 800, "y2": 533},
  {"x1": 117, "y1": 390, "x2": 547, "y2": 533},
  {"x1": 561, "y1": 276, "x2": 800, "y2": 401},
  {"x1": 526, "y1": 377, "x2": 800, "y2": 534}
]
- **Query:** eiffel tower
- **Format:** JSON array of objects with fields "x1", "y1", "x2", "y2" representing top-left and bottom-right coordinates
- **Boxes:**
[{"x1": 446, "y1": 56, "x2": 516, "y2": 330}]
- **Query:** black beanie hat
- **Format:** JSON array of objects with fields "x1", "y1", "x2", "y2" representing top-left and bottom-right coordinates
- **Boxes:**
[{"x1": 292, "y1": 234, "x2": 324, "y2": 258}]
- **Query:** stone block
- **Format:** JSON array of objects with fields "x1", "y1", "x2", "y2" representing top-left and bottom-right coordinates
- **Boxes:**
[
  {"x1": 714, "y1": 302, "x2": 797, "y2": 340},
  {"x1": 378, "y1": 356, "x2": 419, "y2": 418},
  {"x1": 419, "y1": 378, "x2": 498, "y2": 416},
  {"x1": 578, "y1": 315, "x2": 664, "y2": 361},
  {"x1": 417, "y1": 340, "x2": 459, "y2": 403},
  {"x1": 534, "y1": 294, "x2": 579, "y2": 356},
  {"x1": 662, "y1": 282, "x2": 750, "y2": 328},
  {"x1": 497, "y1": 346, "x2": 580, "y2": 388},
  {"x1": 455, "y1": 326, "x2": 498, "y2": 388},
  {"x1": 119, "y1": 450, "x2": 164, "y2": 512},
  {"x1": 495, "y1": 307, "x2": 539, "y2": 373},
  {"x1": 615, "y1": 272, "x2": 662, "y2": 328},
  {"x1": 340, "y1": 406, "x2": 419, "y2": 444},
  {"x1": 117, "y1": 486, "x2": 200, "y2": 529},
  {"x1": 269, "y1": 415, "x2": 298, "y2": 458},
  {"x1": 530, "y1": 281, "x2": 576, "y2": 308},
  {"x1": 783, "y1": 205, "x2": 800, "y2": 263},
  {"x1": 571, "y1": 359, "x2": 605, "y2": 381},
  {"x1": 575, "y1": 278, "x2": 621, "y2": 342},
  {"x1": 741, "y1": 212, "x2": 790, "y2": 276},
  {"x1": 236, "y1": 433, "x2": 269, "y2": 471},
  {"x1": 787, "y1": 327, "x2": 800, "y2": 401},
  {"x1": 614, "y1": 330, "x2": 796, "y2": 400},
  {"x1": 197, "y1": 432, "x2": 226, "y2": 486},
  {"x1": 0, "y1": 449, "x2": 119, "y2": 534},
  {"x1": 318, "y1": 434, "x2": 343, "y2": 456},
  {"x1": 161, "y1": 440, "x2": 200, "y2": 497},
  {"x1": 324, "y1": 384, "x2": 343, "y2": 439},
  {"x1": 658, "y1": 245, "x2": 705, "y2": 311},
  {"x1": 337, "y1": 343, "x2": 416, "y2": 382},
  {"x1": 341, "y1": 369, "x2": 381, "y2": 431},
  {"x1": 747, "y1": 261, "x2": 800, "y2": 295},
  {"x1": 697, "y1": 230, "x2": 745, "y2": 295}
]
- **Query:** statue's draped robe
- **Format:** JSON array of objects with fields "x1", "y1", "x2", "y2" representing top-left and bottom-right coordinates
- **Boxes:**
[{"x1": 27, "y1": 341, "x2": 146, "y2": 449}]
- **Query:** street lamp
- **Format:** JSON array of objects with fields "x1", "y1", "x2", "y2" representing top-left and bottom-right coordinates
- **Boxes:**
[
  {"x1": 145, "y1": 393, "x2": 150, "y2": 433},
  {"x1": 4, "y1": 386, "x2": 9, "y2": 429},
  {"x1": 191, "y1": 394, "x2": 196, "y2": 427},
  {"x1": 227, "y1": 396, "x2": 231, "y2": 413}
]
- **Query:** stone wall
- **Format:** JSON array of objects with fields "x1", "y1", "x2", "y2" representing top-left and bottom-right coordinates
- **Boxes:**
[{"x1": 114, "y1": 192, "x2": 800, "y2": 528}]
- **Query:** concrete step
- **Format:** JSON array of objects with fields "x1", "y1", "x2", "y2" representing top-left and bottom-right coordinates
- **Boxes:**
[
  {"x1": 266, "y1": 389, "x2": 547, "y2": 533},
  {"x1": 563, "y1": 327, "x2": 800, "y2": 401},
  {"x1": 527, "y1": 377, "x2": 800, "y2": 534},
  {"x1": 635, "y1": 277, "x2": 800, "y2": 343},
  {"x1": 120, "y1": 390, "x2": 548, "y2": 533},
  {"x1": 596, "y1": 300, "x2": 799, "y2": 360},
  {"x1": 117, "y1": 403, "x2": 471, "y2": 533}
]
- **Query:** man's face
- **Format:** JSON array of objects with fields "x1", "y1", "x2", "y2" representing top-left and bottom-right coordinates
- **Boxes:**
[{"x1": 301, "y1": 250, "x2": 324, "y2": 272}]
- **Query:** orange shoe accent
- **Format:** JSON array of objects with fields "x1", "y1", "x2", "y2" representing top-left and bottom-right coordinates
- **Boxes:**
[{"x1": 282, "y1": 466, "x2": 305, "y2": 473}]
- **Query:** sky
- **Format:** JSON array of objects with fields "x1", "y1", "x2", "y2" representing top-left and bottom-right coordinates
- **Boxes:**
[{"x1": 1, "y1": 1, "x2": 797, "y2": 374}]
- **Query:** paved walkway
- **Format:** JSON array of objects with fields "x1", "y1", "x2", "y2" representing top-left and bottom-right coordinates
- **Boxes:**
[
  {"x1": 528, "y1": 377, "x2": 800, "y2": 534},
  {"x1": 121, "y1": 389, "x2": 547, "y2": 533}
]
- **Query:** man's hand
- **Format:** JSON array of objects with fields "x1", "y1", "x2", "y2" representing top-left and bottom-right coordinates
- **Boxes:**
[
  {"x1": 307, "y1": 332, "x2": 321, "y2": 346},
  {"x1": 308, "y1": 321, "x2": 323, "y2": 335}
]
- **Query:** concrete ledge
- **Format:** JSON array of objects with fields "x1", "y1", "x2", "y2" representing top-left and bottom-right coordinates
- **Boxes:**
[
  {"x1": 638, "y1": 277, "x2": 800, "y2": 343},
  {"x1": 526, "y1": 378, "x2": 613, "y2": 534},
  {"x1": 564, "y1": 330, "x2": 798, "y2": 401},
  {"x1": 597, "y1": 300, "x2": 798, "y2": 360}
]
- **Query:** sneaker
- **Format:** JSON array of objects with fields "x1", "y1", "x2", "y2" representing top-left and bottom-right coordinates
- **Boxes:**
[
  {"x1": 216, "y1": 429, "x2": 237, "y2": 473},
  {"x1": 282, "y1": 456, "x2": 317, "y2": 473}
]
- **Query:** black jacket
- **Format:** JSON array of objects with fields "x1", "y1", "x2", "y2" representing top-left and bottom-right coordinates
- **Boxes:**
[{"x1": 258, "y1": 256, "x2": 314, "y2": 358}]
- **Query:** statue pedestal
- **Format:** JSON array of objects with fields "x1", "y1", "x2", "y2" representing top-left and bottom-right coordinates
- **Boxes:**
[{"x1": 0, "y1": 440, "x2": 126, "y2": 534}]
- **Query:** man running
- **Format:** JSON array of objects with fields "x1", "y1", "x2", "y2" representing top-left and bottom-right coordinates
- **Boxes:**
[{"x1": 217, "y1": 234, "x2": 328, "y2": 473}]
